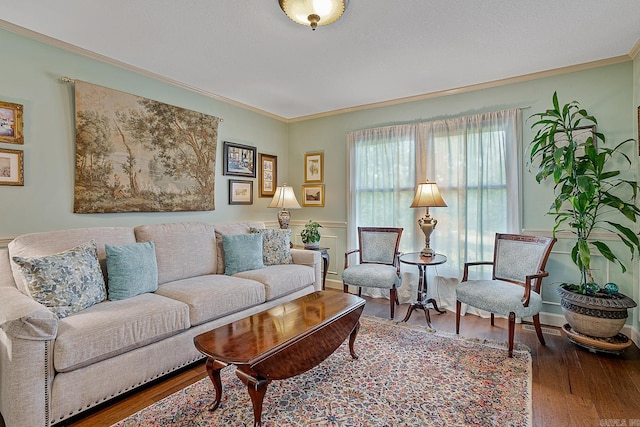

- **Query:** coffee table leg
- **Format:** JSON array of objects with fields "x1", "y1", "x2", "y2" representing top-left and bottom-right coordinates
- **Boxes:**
[
  {"x1": 236, "y1": 368, "x2": 270, "y2": 427},
  {"x1": 205, "y1": 358, "x2": 227, "y2": 411},
  {"x1": 348, "y1": 320, "x2": 360, "y2": 359}
]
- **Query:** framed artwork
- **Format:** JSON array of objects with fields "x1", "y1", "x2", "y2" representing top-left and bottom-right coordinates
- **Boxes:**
[
  {"x1": 224, "y1": 141, "x2": 257, "y2": 177},
  {"x1": 304, "y1": 152, "x2": 324, "y2": 183},
  {"x1": 637, "y1": 106, "x2": 640, "y2": 155},
  {"x1": 259, "y1": 153, "x2": 277, "y2": 197},
  {"x1": 302, "y1": 184, "x2": 324, "y2": 207},
  {"x1": 229, "y1": 179, "x2": 253, "y2": 205},
  {"x1": 0, "y1": 100, "x2": 24, "y2": 145},
  {"x1": 0, "y1": 148, "x2": 24, "y2": 186}
]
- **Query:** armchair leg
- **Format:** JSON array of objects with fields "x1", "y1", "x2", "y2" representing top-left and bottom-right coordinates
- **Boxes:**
[
  {"x1": 343, "y1": 283, "x2": 349, "y2": 293},
  {"x1": 491, "y1": 313, "x2": 495, "y2": 326},
  {"x1": 533, "y1": 314, "x2": 546, "y2": 346},
  {"x1": 508, "y1": 312, "x2": 515, "y2": 358},
  {"x1": 389, "y1": 286, "x2": 397, "y2": 319},
  {"x1": 455, "y1": 300, "x2": 461, "y2": 335}
]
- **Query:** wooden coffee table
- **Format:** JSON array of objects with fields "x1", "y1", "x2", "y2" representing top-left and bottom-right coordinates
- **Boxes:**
[{"x1": 193, "y1": 291, "x2": 366, "y2": 426}]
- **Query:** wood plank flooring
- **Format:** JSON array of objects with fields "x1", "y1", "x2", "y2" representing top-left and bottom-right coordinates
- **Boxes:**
[{"x1": 62, "y1": 296, "x2": 640, "y2": 427}]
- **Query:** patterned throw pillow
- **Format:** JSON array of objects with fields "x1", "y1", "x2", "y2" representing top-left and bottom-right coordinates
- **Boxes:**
[
  {"x1": 12, "y1": 240, "x2": 107, "y2": 319},
  {"x1": 250, "y1": 228, "x2": 293, "y2": 266},
  {"x1": 222, "y1": 233, "x2": 265, "y2": 275},
  {"x1": 105, "y1": 241, "x2": 158, "y2": 301}
]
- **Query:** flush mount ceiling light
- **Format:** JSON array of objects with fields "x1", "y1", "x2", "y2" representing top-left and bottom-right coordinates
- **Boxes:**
[{"x1": 279, "y1": 0, "x2": 348, "y2": 30}]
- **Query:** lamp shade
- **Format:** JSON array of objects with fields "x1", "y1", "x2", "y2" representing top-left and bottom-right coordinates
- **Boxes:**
[
  {"x1": 268, "y1": 185, "x2": 301, "y2": 209},
  {"x1": 410, "y1": 182, "x2": 447, "y2": 208},
  {"x1": 279, "y1": 0, "x2": 348, "y2": 30}
]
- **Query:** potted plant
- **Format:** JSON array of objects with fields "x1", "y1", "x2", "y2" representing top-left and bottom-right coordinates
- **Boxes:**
[
  {"x1": 528, "y1": 92, "x2": 639, "y2": 346},
  {"x1": 301, "y1": 220, "x2": 322, "y2": 249}
]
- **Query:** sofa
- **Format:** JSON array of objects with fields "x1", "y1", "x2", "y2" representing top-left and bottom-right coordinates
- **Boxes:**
[{"x1": 0, "y1": 221, "x2": 321, "y2": 427}]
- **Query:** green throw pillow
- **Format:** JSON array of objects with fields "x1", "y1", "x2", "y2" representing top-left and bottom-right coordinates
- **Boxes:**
[
  {"x1": 12, "y1": 240, "x2": 107, "y2": 319},
  {"x1": 250, "y1": 227, "x2": 293, "y2": 266},
  {"x1": 105, "y1": 241, "x2": 158, "y2": 301},
  {"x1": 223, "y1": 233, "x2": 264, "y2": 275}
]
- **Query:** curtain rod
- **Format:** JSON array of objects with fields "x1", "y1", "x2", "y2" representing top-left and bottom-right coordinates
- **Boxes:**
[{"x1": 59, "y1": 76, "x2": 223, "y2": 121}]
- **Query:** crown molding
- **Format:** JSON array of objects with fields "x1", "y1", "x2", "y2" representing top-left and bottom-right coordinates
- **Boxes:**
[{"x1": 1, "y1": 19, "x2": 637, "y2": 124}]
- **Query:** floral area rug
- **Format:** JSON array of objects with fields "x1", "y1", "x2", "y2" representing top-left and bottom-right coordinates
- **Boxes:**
[{"x1": 113, "y1": 316, "x2": 532, "y2": 426}]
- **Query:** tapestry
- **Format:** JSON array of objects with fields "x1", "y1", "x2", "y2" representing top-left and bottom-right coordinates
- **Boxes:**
[
  {"x1": 73, "y1": 81, "x2": 220, "y2": 213},
  {"x1": 112, "y1": 316, "x2": 532, "y2": 426}
]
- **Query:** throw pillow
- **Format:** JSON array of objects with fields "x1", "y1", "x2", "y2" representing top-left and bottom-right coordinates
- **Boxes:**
[
  {"x1": 105, "y1": 241, "x2": 158, "y2": 301},
  {"x1": 222, "y1": 233, "x2": 264, "y2": 275},
  {"x1": 250, "y1": 227, "x2": 293, "y2": 266},
  {"x1": 12, "y1": 240, "x2": 107, "y2": 319}
]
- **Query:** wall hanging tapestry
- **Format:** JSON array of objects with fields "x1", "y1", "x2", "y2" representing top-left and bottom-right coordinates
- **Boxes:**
[
  {"x1": 112, "y1": 316, "x2": 532, "y2": 426},
  {"x1": 73, "y1": 80, "x2": 220, "y2": 213}
]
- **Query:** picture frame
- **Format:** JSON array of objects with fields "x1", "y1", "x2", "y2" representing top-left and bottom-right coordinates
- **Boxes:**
[
  {"x1": 223, "y1": 141, "x2": 257, "y2": 177},
  {"x1": 637, "y1": 106, "x2": 639, "y2": 156},
  {"x1": 258, "y1": 153, "x2": 277, "y2": 197},
  {"x1": 304, "y1": 152, "x2": 324, "y2": 183},
  {"x1": 228, "y1": 179, "x2": 253, "y2": 205},
  {"x1": 302, "y1": 184, "x2": 324, "y2": 207},
  {"x1": 0, "y1": 100, "x2": 24, "y2": 145},
  {"x1": 0, "y1": 148, "x2": 24, "y2": 186}
]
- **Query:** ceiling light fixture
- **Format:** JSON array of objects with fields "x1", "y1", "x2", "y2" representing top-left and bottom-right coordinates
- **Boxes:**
[{"x1": 279, "y1": 0, "x2": 348, "y2": 31}]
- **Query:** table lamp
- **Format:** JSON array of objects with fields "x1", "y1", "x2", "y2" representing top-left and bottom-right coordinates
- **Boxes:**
[
  {"x1": 410, "y1": 181, "x2": 447, "y2": 257},
  {"x1": 268, "y1": 184, "x2": 301, "y2": 229}
]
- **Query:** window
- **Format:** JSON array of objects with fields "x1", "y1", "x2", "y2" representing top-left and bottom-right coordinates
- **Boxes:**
[{"x1": 348, "y1": 109, "x2": 521, "y2": 282}]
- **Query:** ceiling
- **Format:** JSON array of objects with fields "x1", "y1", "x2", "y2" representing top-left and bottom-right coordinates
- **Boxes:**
[{"x1": 1, "y1": 1, "x2": 640, "y2": 121}]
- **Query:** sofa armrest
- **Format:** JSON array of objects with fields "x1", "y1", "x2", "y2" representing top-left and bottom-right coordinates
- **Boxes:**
[
  {"x1": 290, "y1": 249, "x2": 322, "y2": 291},
  {"x1": 0, "y1": 286, "x2": 58, "y2": 340}
]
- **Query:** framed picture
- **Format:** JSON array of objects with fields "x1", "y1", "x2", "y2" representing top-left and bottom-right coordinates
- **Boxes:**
[
  {"x1": 228, "y1": 179, "x2": 253, "y2": 205},
  {"x1": 223, "y1": 141, "x2": 257, "y2": 177},
  {"x1": 259, "y1": 153, "x2": 277, "y2": 197},
  {"x1": 304, "y1": 152, "x2": 324, "y2": 183},
  {"x1": 637, "y1": 106, "x2": 639, "y2": 156},
  {"x1": 0, "y1": 148, "x2": 24, "y2": 186},
  {"x1": 302, "y1": 184, "x2": 324, "y2": 207},
  {"x1": 0, "y1": 100, "x2": 24, "y2": 145}
]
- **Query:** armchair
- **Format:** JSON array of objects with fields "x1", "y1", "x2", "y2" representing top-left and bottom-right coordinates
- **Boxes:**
[
  {"x1": 455, "y1": 233, "x2": 556, "y2": 357},
  {"x1": 342, "y1": 227, "x2": 403, "y2": 319}
]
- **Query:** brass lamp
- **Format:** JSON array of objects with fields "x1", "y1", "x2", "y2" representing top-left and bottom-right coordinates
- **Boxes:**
[
  {"x1": 279, "y1": 0, "x2": 348, "y2": 30},
  {"x1": 410, "y1": 181, "x2": 447, "y2": 257},
  {"x1": 268, "y1": 184, "x2": 301, "y2": 229}
]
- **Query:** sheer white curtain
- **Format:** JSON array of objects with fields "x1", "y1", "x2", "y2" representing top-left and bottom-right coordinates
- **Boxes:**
[
  {"x1": 416, "y1": 109, "x2": 522, "y2": 312},
  {"x1": 346, "y1": 109, "x2": 522, "y2": 310}
]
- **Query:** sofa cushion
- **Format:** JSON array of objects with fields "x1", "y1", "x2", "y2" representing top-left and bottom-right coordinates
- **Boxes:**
[
  {"x1": 134, "y1": 222, "x2": 216, "y2": 285},
  {"x1": 214, "y1": 222, "x2": 265, "y2": 274},
  {"x1": 223, "y1": 233, "x2": 265, "y2": 275},
  {"x1": 234, "y1": 264, "x2": 315, "y2": 300},
  {"x1": 153, "y1": 275, "x2": 265, "y2": 326},
  {"x1": 250, "y1": 228, "x2": 293, "y2": 266},
  {"x1": 8, "y1": 227, "x2": 136, "y2": 295},
  {"x1": 12, "y1": 241, "x2": 107, "y2": 319},
  {"x1": 54, "y1": 292, "x2": 190, "y2": 373},
  {"x1": 105, "y1": 241, "x2": 158, "y2": 301}
]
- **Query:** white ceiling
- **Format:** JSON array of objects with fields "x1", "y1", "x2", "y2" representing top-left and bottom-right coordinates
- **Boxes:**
[{"x1": 1, "y1": 1, "x2": 640, "y2": 120}]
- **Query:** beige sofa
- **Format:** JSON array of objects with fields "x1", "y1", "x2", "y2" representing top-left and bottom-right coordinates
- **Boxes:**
[{"x1": 0, "y1": 221, "x2": 320, "y2": 427}]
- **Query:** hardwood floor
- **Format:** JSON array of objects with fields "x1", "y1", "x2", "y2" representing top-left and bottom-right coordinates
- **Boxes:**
[{"x1": 63, "y1": 296, "x2": 640, "y2": 427}]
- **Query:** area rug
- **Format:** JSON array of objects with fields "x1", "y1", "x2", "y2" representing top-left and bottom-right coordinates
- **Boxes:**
[{"x1": 113, "y1": 316, "x2": 532, "y2": 426}]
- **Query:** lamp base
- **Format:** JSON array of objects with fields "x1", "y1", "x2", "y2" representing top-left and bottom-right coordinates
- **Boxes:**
[
  {"x1": 420, "y1": 247, "x2": 435, "y2": 257},
  {"x1": 418, "y1": 215, "x2": 437, "y2": 258},
  {"x1": 277, "y1": 210, "x2": 291, "y2": 229}
]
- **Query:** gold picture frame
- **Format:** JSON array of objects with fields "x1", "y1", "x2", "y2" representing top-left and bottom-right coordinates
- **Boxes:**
[
  {"x1": 0, "y1": 148, "x2": 24, "y2": 186},
  {"x1": 304, "y1": 152, "x2": 323, "y2": 183},
  {"x1": 302, "y1": 184, "x2": 324, "y2": 207},
  {"x1": 259, "y1": 153, "x2": 277, "y2": 197},
  {"x1": 0, "y1": 100, "x2": 24, "y2": 145}
]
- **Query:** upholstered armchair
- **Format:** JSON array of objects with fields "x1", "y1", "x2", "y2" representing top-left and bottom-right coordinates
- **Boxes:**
[
  {"x1": 342, "y1": 227, "x2": 403, "y2": 319},
  {"x1": 455, "y1": 233, "x2": 556, "y2": 357}
]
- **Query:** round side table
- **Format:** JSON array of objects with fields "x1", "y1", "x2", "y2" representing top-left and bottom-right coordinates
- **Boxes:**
[{"x1": 399, "y1": 252, "x2": 447, "y2": 327}]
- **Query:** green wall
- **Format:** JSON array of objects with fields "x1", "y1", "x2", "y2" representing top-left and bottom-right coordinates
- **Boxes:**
[
  {"x1": 0, "y1": 28, "x2": 289, "y2": 237},
  {"x1": 1, "y1": 27, "x2": 638, "y2": 334}
]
